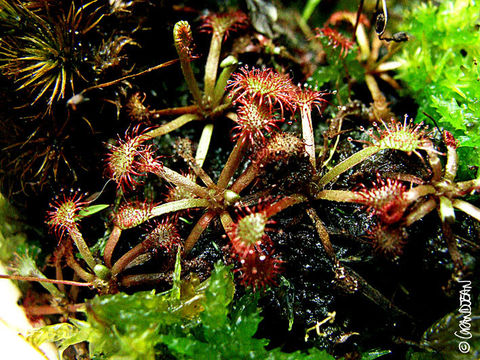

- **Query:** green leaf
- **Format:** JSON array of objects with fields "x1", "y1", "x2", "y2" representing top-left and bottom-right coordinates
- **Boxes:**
[
  {"x1": 200, "y1": 261, "x2": 235, "y2": 330},
  {"x1": 171, "y1": 247, "x2": 182, "y2": 301},
  {"x1": 26, "y1": 323, "x2": 78, "y2": 348},
  {"x1": 77, "y1": 204, "x2": 109, "y2": 219},
  {"x1": 0, "y1": 193, "x2": 28, "y2": 263},
  {"x1": 361, "y1": 349, "x2": 392, "y2": 360},
  {"x1": 39, "y1": 264, "x2": 218, "y2": 359},
  {"x1": 406, "y1": 349, "x2": 445, "y2": 360}
]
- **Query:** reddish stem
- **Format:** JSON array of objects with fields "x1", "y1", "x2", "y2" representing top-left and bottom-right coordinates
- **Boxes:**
[
  {"x1": 230, "y1": 162, "x2": 261, "y2": 194},
  {"x1": 0, "y1": 274, "x2": 91, "y2": 287},
  {"x1": 217, "y1": 133, "x2": 247, "y2": 189},
  {"x1": 104, "y1": 226, "x2": 122, "y2": 268},
  {"x1": 111, "y1": 242, "x2": 148, "y2": 276},
  {"x1": 120, "y1": 272, "x2": 172, "y2": 287},
  {"x1": 184, "y1": 210, "x2": 217, "y2": 253},
  {"x1": 151, "y1": 105, "x2": 199, "y2": 118},
  {"x1": 25, "y1": 303, "x2": 85, "y2": 316},
  {"x1": 264, "y1": 195, "x2": 307, "y2": 218}
]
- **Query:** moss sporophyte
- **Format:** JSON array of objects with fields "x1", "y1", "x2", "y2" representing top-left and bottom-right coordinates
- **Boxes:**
[{"x1": 0, "y1": 2, "x2": 479, "y2": 359}]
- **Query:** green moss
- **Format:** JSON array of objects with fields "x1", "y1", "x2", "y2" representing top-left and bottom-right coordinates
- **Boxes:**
[{"x1": 396, "y1": 0, "x2": 480, "y2": 178}]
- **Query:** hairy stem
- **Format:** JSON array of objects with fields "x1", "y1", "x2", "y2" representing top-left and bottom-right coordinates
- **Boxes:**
[
  {"x1": 219, "y1": 210, "x2": 234, "y2": 238},
  {"x1": 404, "y1": 184, "x2": 436, "y2": 202},
  {"x1": 230, "y1": 162, "x2": 261, "y2": 193},
  {"x1": 120, "y1": 272, "x2": 172, "y2": 287},
  {"x1": 426, "y1": 147, "x2": 443, "y2": 182},
  {"x1": 306, "y1": 207, "x2": 337, "y2": 261},
  {"x1": 151, "y1": 104, "x2": 198, "y2": 118},
  {"x1": 404, "y1": 198, "x2": 437, "y2": 227},
  {"x1": 217, "y1": 133, "x2": 247, "y2": 189},
  {"x1": 54, "y1": 246, "x2": 66, "y2": 294},
  {"x1": 441, "y1": 220, "x2": 463, "y2": 273},
  {"x1": 156, "y1": 166, "x2": 211, "y2": 199},
  {"x1": 444, "y1": 138, "x2": 459, "y2": 182},
  {"x1": 150, "y1": 198, "x2": 210, "y2": 218},
  {"x1": 455, "y1": 178, "x2": 480, "y2": 195},
  {"x1": 142, "y1": 113, "x2": 201, "y2": 140},
  {"x1": 0, "y1": 275, "x2": 91, "y2": 287},
  {"x1": 204, "y1": 32, "x2": 224, "y2": 101},
  {"x1": 111, "y1": 242, "x2": 148, "y2": 276},
  {"x1": 69, "y1": 227, "x2": 97, "y2": 271},
  {"x1": 65, "y1": 251, "x2": 95, "y2": 283},
  {"x1": 196, "y1": 123, "x2": 214, "y2": 170},
  {"x1": 104, "y1": 226, "x2": 122, "y2": 268},
  {"x1": 317, "y1": 146, "x2": 380, "y2": 187},
  {"x1": 315, "y1": 189, "x2": 363, "y2": 202},
  {"x1": 25, "y1": 303, "x2": 86, "y2": 316},
  {"x1": 184, "y1": 210, "x2": 217, "y2": 253},
  {"x1": 453, "y1": 199, "x2": 480, "y2": 223},
  {"x1": 300, "y1": 105, "x2": 316, "y2": 172},
  {"x1": 264, "y1": 195, "x2": 307, "y2": 218}
]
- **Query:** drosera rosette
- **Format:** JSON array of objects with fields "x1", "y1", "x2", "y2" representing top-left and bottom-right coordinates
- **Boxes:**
[
  {"x1": 366, "y1": 223, "x2": 407, "y2": 258},
  {"x1": 46, "y1": 190, "x2": 97, "y2": 272},
  {"x1": 112, "y1": 200, "x2": 155, "y2": 230},
  {"x1": 227, "y1": 66, "x2": 297, "y2": 117},
  {"x1": 315, "y1": 126, "x2": 480, "y2": 275},
  {"x1": 231, "y1": 132, "x2": 308, "y2": 194},
  {"x1": 315, "y1": 27, "x2": 355, "y2": 58},
  {"x1": 228, "y1": 204, "x2": 275, "y2": 259},
  {"x1": 353, "y1": 174, "x2": 410, "y2": 225},
  {"x1": 110, "y1": 217, "x2": 182, "y2": 277},
  {"x1": 46, "y1": 190, "x2": 88, "y2": 241},
  {"x1": 367, "y1": 116, "x2": 437, "y2": 158},
  {"x1": 105, "y1": 126, "x2": 162, "y2": 191},
  {"x1": 231, "y1": 97, "x2": 283, "y2": 146},
  {"x1": 316, "y1": 115, "x2": 437, "y2": 188},
  {"x1": 235, "y1": 248, "x2": 283, "y2": 291}
]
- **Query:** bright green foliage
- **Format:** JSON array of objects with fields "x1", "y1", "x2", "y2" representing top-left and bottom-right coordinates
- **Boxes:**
[
  {"x1": 302, "y1": 0, "x2": 322, "y2": 21},
  {"x1": 77, "y1": 204, "x2": 110, "y2": 220},
  {"x1": 27, "y1": 261, "x2": 336, "y2": 359},
  {"x1": 27, "y1": 323, "x2": 79, "y2": 351},
  {"x1": 361, "y1": 349, "x2": 392, "y2": 360},
  {"x1": 14, "y1": 250, "x2": 63, "y2": 298},
  {"x1": 406, "y1": 351, "x2": 445, "y2": 360},
  {"x1": 0, "y1": 193, "x2": 27, "y2": 263},
  {"x1": 161, "y1": 290, "x2": 334, "y2": 360},
  {"x1": 309, "y1": 36, "x2": 363, "y2": 110},
  {"x1": 396, "y1": 0, "x2": 480, "y2": 178}
]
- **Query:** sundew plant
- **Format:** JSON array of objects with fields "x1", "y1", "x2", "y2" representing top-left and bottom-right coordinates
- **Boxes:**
[{"x1": 0, "y1": 1, "x2": 479, "y2": 359}]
